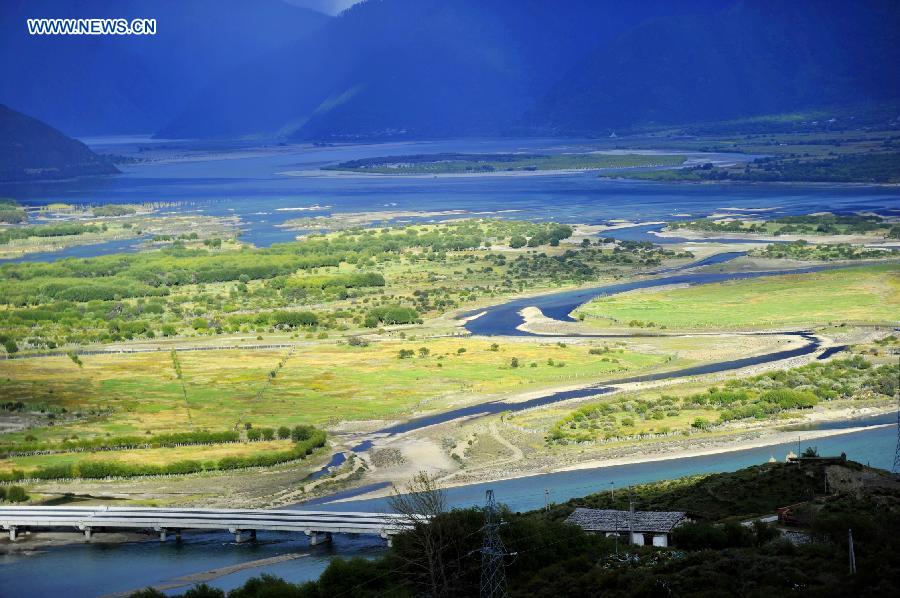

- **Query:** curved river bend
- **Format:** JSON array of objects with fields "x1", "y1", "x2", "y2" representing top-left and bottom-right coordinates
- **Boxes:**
[
  {"x1": 1, "y1": 255, "x2": 891, "y2": 598},
  {"x1": 312, "y1": 253, "x2": 840, "y2": 475}
]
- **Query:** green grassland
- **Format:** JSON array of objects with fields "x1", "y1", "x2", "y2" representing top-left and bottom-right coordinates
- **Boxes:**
[
  {"x1": 575, "y1": 265, "x2": 899, "y2": 330},
  {"x1": 547, "y1": 357, "x2": 898, "y2": 444},
  {"x1": 0, "y1": 338, "x2": 672, "y2": 442},
  {"x1": 0, "y1": 439, "x2": 291, "y2": 475},
  {"x1": 324, "y1": 152, "x2": 686, "y2": 174},
  {"x1": 592, "y1": 123, "x2": 900, "y2": 183},
  {"x1": 667, "y1": 213, "x2": 899, "y2": 238},
  {"x1": 0, "y1": 209, "x2": 241, "y2": 259},
  {"x1": 626, "y1": 152, "x2": 900, "y2": 183},
  {"x1": 0, "y1": 220, "x2": 690, "y2": 354},
  {"x1": 0, "y1": 337, "x2": 676, "y2": 477},
  {"x1": 0, "y1": 218, "x2": 700, "y2": 478},
  {"x1": 751, "y1": 240, "x2": 899, "y2": 261}
]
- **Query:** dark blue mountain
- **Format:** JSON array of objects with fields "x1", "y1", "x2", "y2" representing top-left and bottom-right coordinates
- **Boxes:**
[
  {"x1": 3, "y1": 0, "x2": 897, "y2": 139},
  {"x1": 527, "y1": 0, "x2": 900, "y2": 134},
  {"x1": 0, "y1": 104, "x2": 118, "y2": 181},
  {"x1": 159, "y1": 0, "x2": 900, "y2": 140},
  {"x1": 158, "y1": 0, "x2": 714, "y2": 139},
  {"x1": 0, "y1": 0, "x2": 328, "y2": 135}
]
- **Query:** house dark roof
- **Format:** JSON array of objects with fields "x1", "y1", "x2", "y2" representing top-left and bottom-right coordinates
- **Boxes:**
[{"x1": 565, "y1": 508, "x2": 687, "y2": 533}]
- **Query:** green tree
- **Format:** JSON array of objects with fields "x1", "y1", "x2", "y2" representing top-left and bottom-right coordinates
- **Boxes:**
[{"x1": 6, "y1": 486, "x2": 28, "y2": 502}]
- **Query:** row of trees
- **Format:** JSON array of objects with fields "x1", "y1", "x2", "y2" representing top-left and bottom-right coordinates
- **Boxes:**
[
  {"x1": 364, "y1": 305, "x2": 422, "y2": 327},
  {"x1": 0, "y1": 429, "x2": 241, "y2": 458},
  {"x1": 0, "y1": 485, "x2": 28, "y2": 502},
  {"x1": 0, "y1": 222, "x2": 105, "y2": 245},
  {"x1": 0, "y1": 428, "x2": 325, "y2": 482}
]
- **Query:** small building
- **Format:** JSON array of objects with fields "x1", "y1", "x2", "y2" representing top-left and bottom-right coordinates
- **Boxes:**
[{"x1": 565, "y1": 508, "x2": 688, "y2": 547}]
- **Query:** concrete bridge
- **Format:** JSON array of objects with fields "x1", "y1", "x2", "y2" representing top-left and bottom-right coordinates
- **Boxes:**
[{"x1": 0, "y1": 506, "x2": 416, "y2": 545}]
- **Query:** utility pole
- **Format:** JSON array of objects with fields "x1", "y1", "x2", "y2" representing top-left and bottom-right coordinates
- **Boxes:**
[
  {"x1": 481, "y1": 490, "x2": 509, "y2": 598},
  {"x1": 614, "y1": 509, "x2": 619, "y2": 555},
  {"x1": 628, "y1": 487, "x2": 635, "y2": 546},
  {"x1": 848, "y1": 528, "x2": 857, "y2": 574},
  {"x1": 610, "y1": 481, "x2": 615, "y2": 502},
  {"x1": 543, "y1": 488, "x2": 551, "y2": 512}
]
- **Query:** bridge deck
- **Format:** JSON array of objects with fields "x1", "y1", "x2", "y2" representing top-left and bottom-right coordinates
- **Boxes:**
[{"x1": 0, "y1": 506, "x2": 415, "y2": 541}]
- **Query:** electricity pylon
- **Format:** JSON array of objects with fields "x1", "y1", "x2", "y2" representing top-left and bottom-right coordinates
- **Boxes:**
[{"x1": 480, "y1": 490, "x2": 508, "y2": 598}]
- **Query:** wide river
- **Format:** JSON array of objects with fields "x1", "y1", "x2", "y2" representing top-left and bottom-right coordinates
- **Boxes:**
[
  {"x1": 2, "y1": 136, "x2": 898, "y2": 257},
  {"x1": 0, "y1": 138, "x2": 898, "y2": 596}
]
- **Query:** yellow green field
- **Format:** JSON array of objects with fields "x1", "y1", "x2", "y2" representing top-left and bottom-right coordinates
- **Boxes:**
[
  {"x1": 0, "y1": 337, "x2": 673, "y2": 445},
  {"x1": 575, "y1": 265, "x2": 899, "y2": 330},
  {"x1": 0, "y1": 440, "x2": 292, "y2": 474}
]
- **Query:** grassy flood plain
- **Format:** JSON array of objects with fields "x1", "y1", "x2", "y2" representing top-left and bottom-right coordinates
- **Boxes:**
[
  {"x1": 1, "y1": 215, "x2": 896, "y2": 502},
  {"x1": 546, "y1": 356, "x2": 898, "y2": 444},
  {"x1": 593, "y1": 125, "x2": 900, "y2": 183},
  {"x1": 0, "y1": 218, "x2": 242, "y2": 260},
  {"x1": 0, "y1": 219, "x2": 689, "y2": 354},
  {"x1": 575, "y1": 264, "x2": 899, "y2": 331},
  {"x1": 323, "y1": 152, "x2": 686, "y2": 174},
  {"x1": 440, "y1": 341, "x2": 898, "y2": 492},
  {"x1": 0, "y1": 218, "x2": 704, "y2": 489},
  {"x1": 0, "y1": 338, "x2": 674, "y2": 443}
]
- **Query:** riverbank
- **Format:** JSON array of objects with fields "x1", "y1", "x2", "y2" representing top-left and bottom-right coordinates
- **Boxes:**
[
  {"x1": 100, "y1": 552, "x2": 310, "y2": 598},
  {"x1": 332, "y1": 406, "x2": 895, "y2": 503}
]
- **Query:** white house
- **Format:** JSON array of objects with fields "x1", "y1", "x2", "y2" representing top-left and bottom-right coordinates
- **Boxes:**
[{"x1": 565, "y1": 507, "x2": 688, "y2": 547}]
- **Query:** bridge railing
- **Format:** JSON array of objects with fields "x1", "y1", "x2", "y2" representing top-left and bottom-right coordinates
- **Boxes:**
[{"x1": 0, "y1": 506, "x2": 426, "y2": 544}]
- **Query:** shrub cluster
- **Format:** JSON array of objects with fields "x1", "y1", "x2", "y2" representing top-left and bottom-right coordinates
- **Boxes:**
[
  {"x1": 365, "y1": 305, "x2": 422, "y2": 327},
  {"x1": 0, "y1": 485, "x2": 29, "y2": 502},
  {"x1": 0, "y1": 430, "x2": 240, "y2": 457},
  {"x1": 0, "y1": 427, "x2": 325, "y2": 482}
]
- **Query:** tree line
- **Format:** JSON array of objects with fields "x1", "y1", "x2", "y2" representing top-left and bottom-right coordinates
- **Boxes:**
[{"x1": 0, "y1": 427, "x2": 325, "y2": 482}]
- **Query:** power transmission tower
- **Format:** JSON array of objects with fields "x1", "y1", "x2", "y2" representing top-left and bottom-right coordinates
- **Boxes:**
[
  {"x1": 848, "y1": 528, "x2": 857, "y2": 574},
  {"x1": 480, "y1": 490, "x2": 509, "y2": 598}
]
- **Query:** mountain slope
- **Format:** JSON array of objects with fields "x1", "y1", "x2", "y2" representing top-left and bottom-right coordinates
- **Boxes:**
[
  {"x1": 158, "y1": 0, "x2": 900, "y2": 140},
  {"x1": 158, "y1": 0, "x2": 713, "y2": 140},
  {"x1": 526, "y1": 0, "x2": 900, "y2": 134},
  {"x1": 0, "y1": 104, "x2": 118, "y2": 182},
  {"x1": 0, "y1": 0, "x2": 329, "y2": 135}
]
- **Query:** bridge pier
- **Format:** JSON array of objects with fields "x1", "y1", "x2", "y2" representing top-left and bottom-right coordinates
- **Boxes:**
[
  {"x1": 381, "y1": 532, "x2": 393, "y2": 548},
  {"x1": 231, "y1": 528, "x2": 256, "y2": 543},
  {"x1": 306, "y1": 531, "x2": 332, "y2": 546},
  {"x1": 156, "y1": 528, "x2": 168, "y2": 542},
  {"x1": 83, "y1": 527, "x2": 92, "y2": 541},
  {"x1": 7, "y1": 526, "x2": 17, "y2": 541}
]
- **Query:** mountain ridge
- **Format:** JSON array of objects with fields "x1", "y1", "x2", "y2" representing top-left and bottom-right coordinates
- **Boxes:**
[{"x1": 0, "y1": 104, "x2": 119, "y2": 182}]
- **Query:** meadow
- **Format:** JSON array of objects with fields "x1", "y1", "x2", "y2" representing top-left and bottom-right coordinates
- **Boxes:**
[
  {"x1": 0, "y1": 219, "x2": 688, "y2": 354},
  {"x1": 545, "y1": 356, "x2": 898, "y2": 444},
  {"x1": 324, "y1": 152, "x2": 686, "y2": 174},
  {"x1": 666, "y1": 213, "x2": 897, "y2": 238},
  {"x1": 575, "y1": 265, "x2": 899, "y2": 330},
  {"x1": 0, "y1": 338, "x2": 672, "y2": 445}
]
